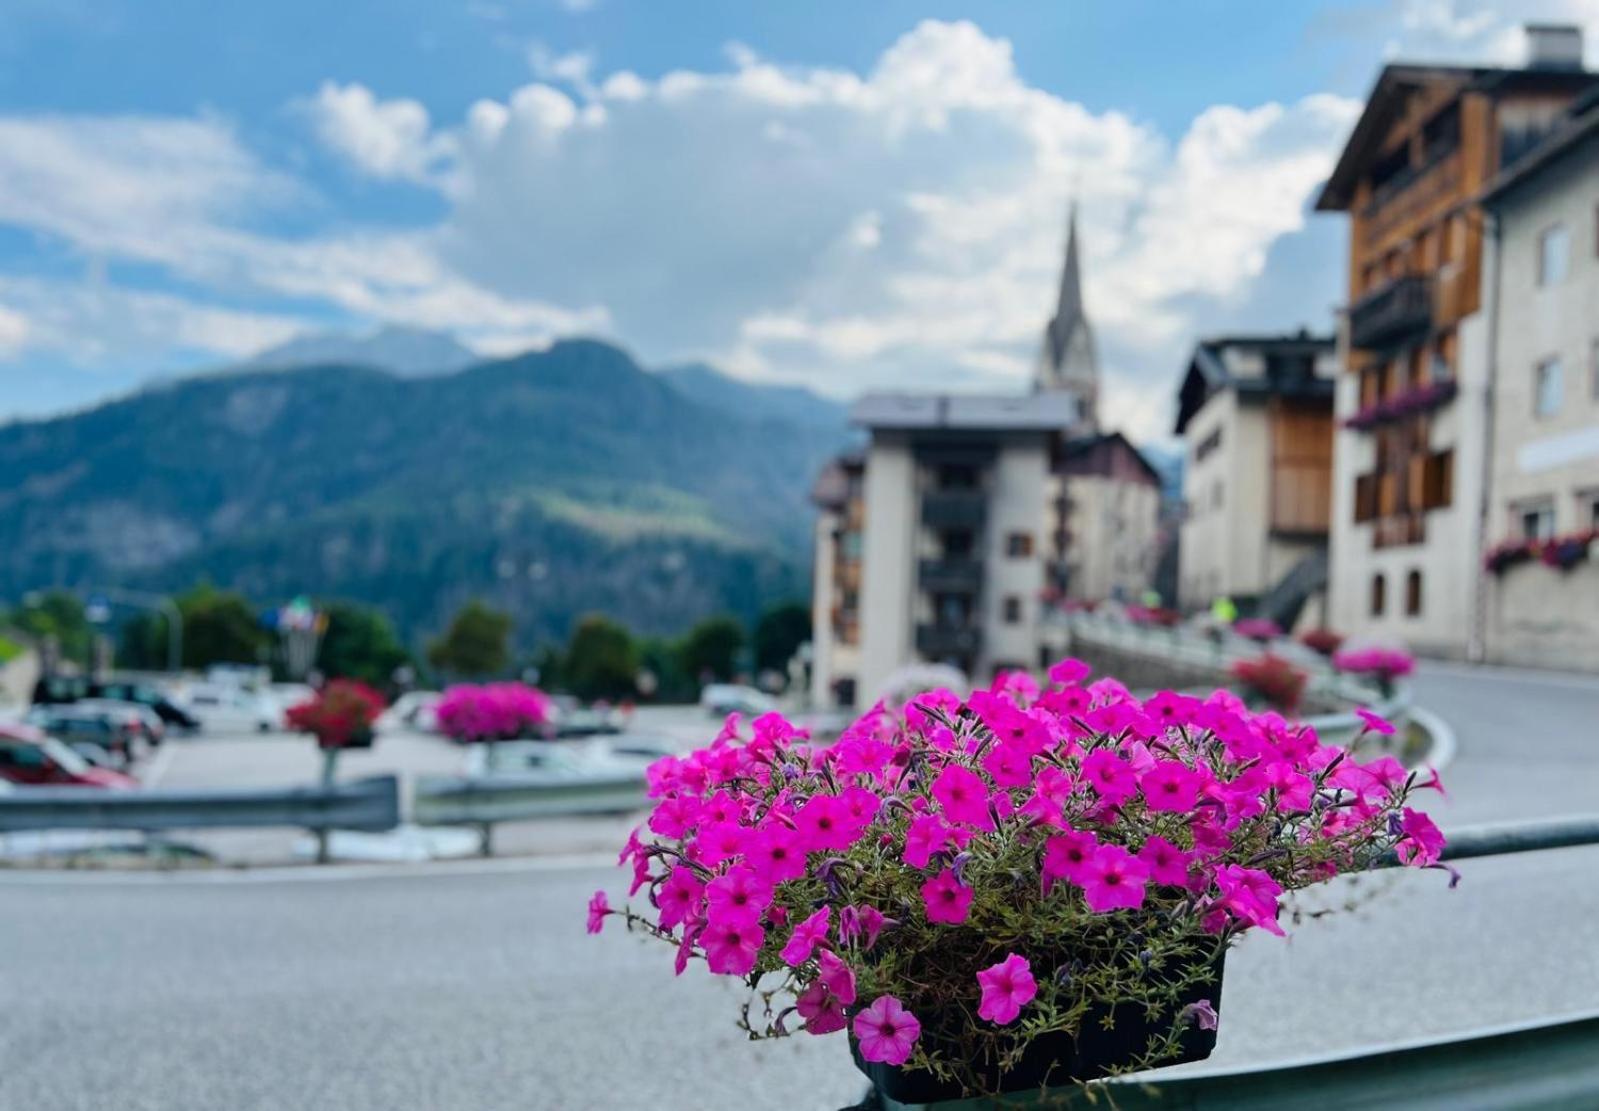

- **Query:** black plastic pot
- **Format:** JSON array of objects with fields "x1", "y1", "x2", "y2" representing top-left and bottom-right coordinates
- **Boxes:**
[{"x1": 850, "y1": 955, "x2": 1225, "y2": 1104}]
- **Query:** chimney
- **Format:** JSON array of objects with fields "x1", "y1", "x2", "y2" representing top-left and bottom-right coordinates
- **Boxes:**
[{"x1": 1525, "y1": 23, "x2": 1583, "y2": 70}]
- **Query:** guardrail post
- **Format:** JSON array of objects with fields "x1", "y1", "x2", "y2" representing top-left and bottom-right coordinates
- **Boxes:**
[
  {"x1": 478, "y1": 820, "x2": 495, "y2": 858},
  {"x1": 315, "y1": 749, "x2": 339, "y2": 865}
]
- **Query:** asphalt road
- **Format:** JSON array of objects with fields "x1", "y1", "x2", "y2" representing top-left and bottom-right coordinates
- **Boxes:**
[{"x1": 1, "y1": 662, "x2": 1594, "y2": 1111}]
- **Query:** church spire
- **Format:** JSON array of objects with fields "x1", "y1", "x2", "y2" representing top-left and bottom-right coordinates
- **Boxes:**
[{"x1": 1035, "y1": 199, "x2": 1098, "y2": 425}]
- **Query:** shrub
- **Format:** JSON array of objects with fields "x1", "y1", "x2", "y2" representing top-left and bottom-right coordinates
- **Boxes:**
[
  {"x1": 590, "y1": 663, "x2": 1445, "y2": 1097},
  {"x1": 1228, "y1": 653, "x2": 1307, "y2": 713}
]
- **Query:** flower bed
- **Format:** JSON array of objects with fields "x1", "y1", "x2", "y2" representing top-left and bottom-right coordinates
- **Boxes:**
[
  {"x1": 1231, "y1": 617, "x2": 1281, "y2": 643},
  {"x1": 1486, "y1": 529, "x2": 1597, "y2": 574},
  {"x1": 1342, "y1": 379, "x2": 1457, "y2": 431},
  {"x1": 1229, "y1": 653, "x2": 1307, "y2": 713},
  {"x1": 590, "y1": 660, "x2": 1446, "y2": 1099},
  {"x1": 285, "y1": 680, "x2": 385, "y2": 750},
  {"x1": 1298, "y1": 628, "x2": 1345, "y2": 657},
  {"x1": 435, "y1": 682, "x2": 553, "y2": 742}
]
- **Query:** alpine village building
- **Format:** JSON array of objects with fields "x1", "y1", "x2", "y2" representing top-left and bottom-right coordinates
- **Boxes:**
[
  {"x1": 809, "y1": 208, "x2": 1161, "y2": 708},
  {"x1": 1316, "y1": 23, "x2": 1599, "y2": 660}
]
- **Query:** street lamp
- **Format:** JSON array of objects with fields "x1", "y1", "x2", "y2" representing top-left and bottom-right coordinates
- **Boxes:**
[{"x1": 83, "y1": 588, "x2": 183, "y2": 673}]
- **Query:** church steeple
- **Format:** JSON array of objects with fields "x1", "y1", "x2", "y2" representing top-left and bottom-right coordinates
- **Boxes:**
[{"x1": 1035, "y1": 200, "x2": 1098, "y2": 426}]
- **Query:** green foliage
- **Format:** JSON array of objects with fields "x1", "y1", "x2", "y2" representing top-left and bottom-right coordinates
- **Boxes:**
[
  {"x1": 0, "y1": 632, "x2": 24, "y2": 664},
  {"x1": 636, "y1": 634, "x2": 695, "y2": 702},
  {"x1": 316, "y1": 601, "x2": 411, "y2": 687},
  {"x1": 752, "y1": 600, "x2": 810, "y2": 674},
  {"x1": 679, "y1": 614, "x2": 745, "y2": 683},
  {"x1": 7, "y1": 591, "x2": 92, "y2": 667},
  {"x1": 563, "y1": 613, "x2": 639, "y2": 702},
  {"x1": 180, "y1": 584, "x2": 269, "y2": 668},
  {"x1": 428, "y1": 599, "x2": 512, "y2": 679}
]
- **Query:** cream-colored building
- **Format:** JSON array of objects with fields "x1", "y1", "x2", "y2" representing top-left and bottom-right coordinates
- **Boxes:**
[
  {"x1": 1174, "y1": 334, "x2": 1336, "y2": 616},
  {"x1": 1052, "y1": 433, "x2": 1163, "y2": 604},
  {"x1": 1316, "y1": 27, "x2": 1598, "y2": 657},
  {"x1": 1476, "y1": 98, "x2": 1599, "y2": 670}
]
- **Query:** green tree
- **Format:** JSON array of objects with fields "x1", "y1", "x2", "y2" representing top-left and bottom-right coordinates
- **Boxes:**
[
  {"x1": 8, "y1": 591, "x2": 93, "y2": 668},
  {"x1": 753, "y1": 601, "x2": 811, "y2": 674},
  {"x1": 178, "y1": 584, "x2": 269, "y2": 668},
  {"x1": 428, "y1": 599, "x2": 512, "y2": 678},
  {"x1": 679, "y1": 614, "x2": 745, "y2": 684},
  {"x1": 316, "y1": 601, "x2": 411, "y2": 687},
  {"x1": 564, "y1": 614, "x2": 638, "y2": 701}
]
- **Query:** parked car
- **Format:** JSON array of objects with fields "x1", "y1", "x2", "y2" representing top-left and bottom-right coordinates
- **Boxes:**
[
  {"x1": 0, "y1": 723, "x2": 137, "y2": 788},
  {"x1": 176, "y1": 684, "x2": 281, "y2": 733},
  {"x1": 699, "y1": 683, "x2": 776, "y2": 717},
  {"x1": 74, "y1": 699, "x2": 166, "y2": 747},
  {"x1": 377, "y1": 691, "x2": 441, "y2": 734},
  {"x1": 26, "y1": 705, "x2": 146, "y2": 766},
  {"x1": 33, "y1": 675, "x2": 199, "y2": 730}
]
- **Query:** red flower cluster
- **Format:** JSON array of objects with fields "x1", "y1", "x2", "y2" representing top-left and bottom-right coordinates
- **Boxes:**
[
  {"x1": 1485, "y1": 529, "x2": 1597, "y2": 574},
  {"x1": 1229, "y1": 653, "x2": 1307, "y2": 713},
  {"x1": 285, "y1": 680, "x2": 385, "y2": 749},
  {"x1": 1298, "y1": 628, "x2": 1345, "y2": 657}
]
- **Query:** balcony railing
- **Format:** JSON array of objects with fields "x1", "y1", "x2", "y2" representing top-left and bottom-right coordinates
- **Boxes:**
[
  {"x1": 916, "y1": 623, "x2": 981, "y2": 660},
  {"x1": 920, "y1": 489, "x2": 986, "y2": 529},
  {"x1": 1349, "y1": 275, "x2": 1432, "y2": 352},
  {"x1": 918, "y1": 558, "x2": 983, "y2": 594}
]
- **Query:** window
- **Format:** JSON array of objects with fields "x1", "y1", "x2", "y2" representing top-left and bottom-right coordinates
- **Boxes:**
[
  {"x1": 1421, "y1": 449, "x2": 1453, "y2": 510},
  {"x1": 1005, "y1": 532, "x2": 1034, "y2": 558},
  {"x1": 1370, "y1": 573, "x2": 1386, "y2": 617},
  {"x1": 1520, "y1": 504, "x2": 1555, "y2": 541},
  {"x1": 1538, "y1": 223, "x2": 1569, "y2": 286},
  {"x1": 1405, "y1": 570, "x2": 1423, "y2": 617},
  {"x1": 1002, "y1": 596, "x2": 1023, "y2": 625},
  {"x1": 1535, "y1": 357, "x2": 1563, "y2": 418}
]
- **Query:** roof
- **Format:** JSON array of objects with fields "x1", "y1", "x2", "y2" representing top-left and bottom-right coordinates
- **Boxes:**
[
  {"x1": 1041, "y1": 203, "x2": 1093, "y2": 375},
  {"x1": 810, "y1": 449, "x2": 864, "y2": 509},
  {"x1": 1057, "y1": 431, "x2": 1160, "y2": 485},
  {"x1": 1174, "y1": 332, "x2": 1335, "y2": 435},
  {"x1": 851, "y1": 392, "x2": 1078, "y2": 433},
  {"x1": 1480, "y1": 95, "x2": 1599, "y2": 207},
  {"x1": 1315, "y1": 62, "x2": 1599, "y2": 211}
]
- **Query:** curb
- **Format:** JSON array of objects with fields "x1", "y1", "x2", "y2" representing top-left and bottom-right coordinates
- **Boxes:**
[{"x1": 1408, "y1": 704, "x2": 1458, "y2": 774}]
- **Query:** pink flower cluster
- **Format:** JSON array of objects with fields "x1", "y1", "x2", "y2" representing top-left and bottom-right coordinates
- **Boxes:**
[
  {"x1": 1332, "y1": 648, "x2": 1416, "y2": 685},
  {"x1": 435, "y1": 682, "x2": 553, "y2": 742},
  {"x1": 1231, "y1": 617, "x2": 1282, "y2": 643},
  {"x1": 591, "y1": 658, "x2": 1444, "y2": 1076}
]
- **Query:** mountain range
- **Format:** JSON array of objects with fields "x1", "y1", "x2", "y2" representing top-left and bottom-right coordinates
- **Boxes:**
[{"x1": 0, "y1": 335, "x2": 853, "y2": 650}]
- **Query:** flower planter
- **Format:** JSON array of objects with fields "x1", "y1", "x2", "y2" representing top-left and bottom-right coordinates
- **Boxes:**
[{"x1": 851, "y1": 956, "x2": 1224, "y2": 1104}]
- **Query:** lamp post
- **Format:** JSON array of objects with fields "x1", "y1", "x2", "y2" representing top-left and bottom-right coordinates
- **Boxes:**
[{"x1": 86, "y1": 588, "x2": 183, "y2": 673}]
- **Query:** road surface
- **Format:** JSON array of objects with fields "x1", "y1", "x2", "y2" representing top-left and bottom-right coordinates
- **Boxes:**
[{"x1": 0, "y1": 662, "x2": 1594, "y2": 1110}]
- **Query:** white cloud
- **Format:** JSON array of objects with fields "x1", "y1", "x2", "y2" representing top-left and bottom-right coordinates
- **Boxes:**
[
  {"x1": 302, "y1": 19, "x2": 1353, "y2": 438},
  {"x1": 1380, "y1": 0, "x2": 1599, "y2": 65},
  {"x1": 0, "y1": 302, "x2": 29, "y2": 353},
  {"x1": 307, "y1": 81, "x2": 449, "y2": 183}
]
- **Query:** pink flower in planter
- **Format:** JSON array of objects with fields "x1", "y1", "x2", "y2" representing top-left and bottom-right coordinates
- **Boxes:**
[
  {"x1": 839, "y1": 904, "x2": 890, "y2": 950},
  {"x1": 586, "y1": 890, "x2": 610, "y2": 934},
  {"x1": 1396, "y1": 808, "x2": 1445, "y2": 867},
  {"x1": 1082, "y1": 749, "x2": 1138, "y2": 805},
  {"x1": 853, "y1": 995, "x2": 922, "y2": 1065},
  {"x1": 1356, "y1": 707, "x2": 1395, "y2": 736},
  {"x1": 1144, "y1": 690, "x2": 1200, "y2": 729},
  {"x1": 1042, "y1": 829, "x2": 1100, "y2": 887},
  {"x1": 1215, "y1": 865, "x2": 1285, "y2": 936},
  {"x1": 1047, "y1": 657, "x2": 1091, "y2": 685},
  {"x1": 976, "y1": 953, "x2": 1038, "y2": 1025},
  {"x1": 981, "y1": 741, "x2": 1036, "y2": 788},
  {"x1": 903, "y1": 813, "x2": 953, "y2": 869},
  {"x1": 1082, "y1": 844, "x2": 1149, "y2": 912},
  {"x1": 746, "y1": 825, "x2": 808, "y2": 883},
  {"x1": 657, "y1": 867, "x2": 705, "y2": 930},
  {"x1": 796, "y1": 982, "x2": 848, "y2": 1035},
  {"x1": 1141, "y1": 760, "x2": 1203, "y2": 812},
  {"x1": 817, "y1": 948, "x2": 857, "y2": 1004},
  {"x1": 703, "y1": 918, "x2": 765, "y2": 976},
  {"x1": 794, "y1": 795, "x2": 857, "y2": 852},
  {"x1": 1138, "y1": 835, "x2": 1195, "y2": 886},
  {"x1": 921, "y1": 868, "x2": 974, "y2": 924},
  {"x1": 705, "y1": 865, "x2": 772, "y2": 926},
  {"x1": 781, "y1": 907, "x2": 831, "y2": 966},
  {"x1": 931, "y1": 764, "x2": 993, "y2": 829}
]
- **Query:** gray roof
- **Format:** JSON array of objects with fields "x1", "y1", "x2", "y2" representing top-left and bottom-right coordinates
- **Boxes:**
[
  {"x1": 1174, "y1": 332, "x2": 1335, "y2": 434},
  {"x1": 852, "y1": 392, "x2": 1079, "y2": 432}
]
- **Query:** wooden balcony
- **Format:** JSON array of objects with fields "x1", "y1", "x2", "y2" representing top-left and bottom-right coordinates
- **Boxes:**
[
  {"x1": 918, "y1": 558, "x2": 983, "y2": 594},
  {"x1": 916, "y1": 624, "x2": 981, "y2": 659},
  {"x1": 1349, "y1": 275, "x2": 1432, "y2": 353},
  {"x1": 921, "y1": 489, "x2": 987, "y2": 529}
]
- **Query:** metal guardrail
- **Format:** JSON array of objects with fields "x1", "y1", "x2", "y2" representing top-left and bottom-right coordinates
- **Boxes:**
[
  {"x1": 413, "y1": 772, "x2": 648, "y2": 855},
  {"x1": 0, "y1": 775, "x2": 401, "y2": 834}
]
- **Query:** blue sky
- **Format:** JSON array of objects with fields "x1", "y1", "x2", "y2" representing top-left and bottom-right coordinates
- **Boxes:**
[{"x1": 0, "y1": 0, "x2": 1586, "y2": 436}]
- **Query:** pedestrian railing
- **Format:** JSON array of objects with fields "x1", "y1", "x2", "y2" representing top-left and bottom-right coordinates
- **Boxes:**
[{"x1": 412, "y1": 771, "x2": 648, "y2": 855}]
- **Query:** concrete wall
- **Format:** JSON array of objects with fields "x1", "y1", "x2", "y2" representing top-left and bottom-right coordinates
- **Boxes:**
[
  {"x1": 1485, "y1": 556, "x2": 1599, "y2": 670},
  {"x1": 1180, "y1": 392, "x2": 1279, "y2": 606},
  {"x1": 809, "y1": 507, "x2": 839, "y2": 707},
  {"x1": 858, "y1": 436, "x2": 916, "y2": 701},
  {"x1": 982, "y1": 440, "x2": 1049, "y2": 672}
]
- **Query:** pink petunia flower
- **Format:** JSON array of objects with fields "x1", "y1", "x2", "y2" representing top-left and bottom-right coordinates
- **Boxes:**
[
  {"x1": 1140, "y1": 760, "x2": 1202, "y2": 813},
  {"x1": 780, "y1": 907, "x2": 831, "y2": 966},
  {"x1": 1144, "y1": 690, "x2": 1200, "y2": 729},
  {"x1": 796, "y1": 982, "x2": 848, "y2": 1035},
  {"x1": 705, "y1": 865, "x2": 773, "y2": 926},
  {"x1": 657, "y1": 867, "x2": 706, "y2": 930},
  {"x1": 930, "y1": 764, "x2": 994, "y2": 829},
  {"x1": 817, "y1": 948, "x2": 858, "y2": 1004},
  {"x1": 1047, "y1": 657, "x2": 1092, "y2": 685},
  {"x1": 1082, "y1": 844, "x2": 1149, "y2": 913},
  {"x1": 703, "y1": 917, "x2": 766, "y2": 975},
  {"x1": 981, "y1": 741, "x2": 1036, "y2": 788},
  {"x1": 839, "y1": 904, "x2": 890, "y2": 950},
  {"x1": 1395, "y1": 807, "x2": 1446, "y2": 867},
  {"x1": 794, "y1": 795, "x2": 858, "y2": 852},
  {"x1": 853, "y1": 995, "x2": 922, "y2": 1065},
  {"x1": 903, "y1": 813, "x2": 954, "y2": 869},
  {"x1": 586, "y1": 890, "x2": 611, "y2": 934},
  {"x1": 745, "y1": 825, "x2": 808, "y2": 883},
  {"x1": 1041, "y1": 829, "x2": 1100, "y2": 887},
  {"x1": 1138, "y1": 835, "x2": 1195, "y2": 886},
  {"x1": 1356, "y1": 707, "x2": 1395, "y2": 736},
  {"x1": 1214, "y1": 864, "x2": 1285, "y2": 936},
  {"x1": 1082, "y1": 749, "x2": 1138, "y2": 805},
  {"x1": 975, "y1": 953, "x2": 1038, "y2": 1025},
  {"x1": 920, "y1": 868, "x2": 975, "y2": 924}
]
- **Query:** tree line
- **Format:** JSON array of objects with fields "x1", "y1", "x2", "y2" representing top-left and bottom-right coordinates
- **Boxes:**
[{"x1": 1, "y1": 588, "x2": 811, "y2": 703}]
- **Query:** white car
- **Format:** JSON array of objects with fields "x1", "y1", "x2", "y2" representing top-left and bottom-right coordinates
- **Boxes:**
[
  {"x1": 377, "y1": 691, "x2": 441, "y2": 734},
  {"x1": 177, "y1": 684, "x2": 281, "y2": 733},
  {"x1": 699, "y1": 683, "x2": 776, "y2": 717}
]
